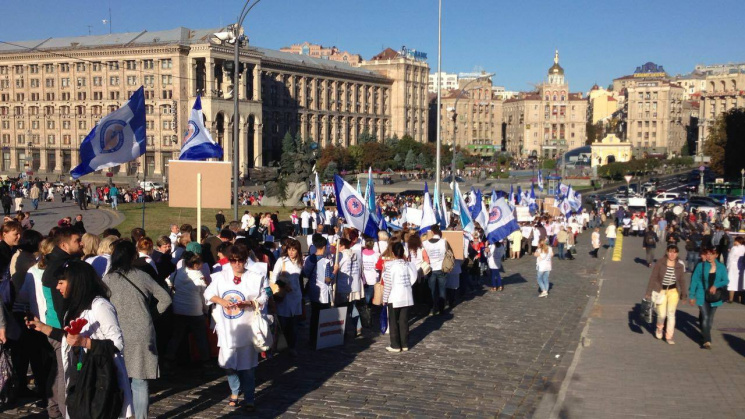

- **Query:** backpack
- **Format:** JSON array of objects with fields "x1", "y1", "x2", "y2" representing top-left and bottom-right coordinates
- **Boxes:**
[
  {"x1": 66, "y1": 340, "x2": 123, "y2": 419},
  {"x1": 442, "y1": 242, "x2": 455, "y2": 273},
  {"x1": 645, "y1": 233, "x2": 656, "y2": 246},
  {"x1": 0, "y1": 344, "x2": 15, "y2": 404}
]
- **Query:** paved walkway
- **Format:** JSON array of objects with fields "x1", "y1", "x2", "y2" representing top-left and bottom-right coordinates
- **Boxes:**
[
  {"x1": 22, "y1": 197, "x2": 123, "y2": 236},
  {"x1": 2, "y1": 229, "x2": 603, "y2": 418},
  {"x1": 535, "y1": 231, "x2": 745, "y2": 418}
]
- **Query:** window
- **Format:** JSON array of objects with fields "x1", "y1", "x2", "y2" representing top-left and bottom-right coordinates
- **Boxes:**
[
  {"x1": 109, "y1": 76, "x2": 119, "y2": 86},
  {"x1": 29, "y1": 64, "x2": 39, "y2": 74},
  {"x1": 62, "y1": 120, "x2": 70, "y2": 129},
  {"x1": 14, "y1": 65, "x2": 24, "y2": 74},
  {"x1": 162, "y1": 136, "x2": 172, "y2": 146},
  {"x1": 61, "y1": 78, "x2": 70, "y2": 87},
  {"x1": 161, "y1": 59, "x2": 172, "y2": 69},
  {"x1": 143, "y1": 60, "x2": 154, "y2": 69},
  {"x1": 76, "y1": 63, "x2": 86, "y2": 72},
  {"x1": 146, "y1": 120, "x2": 154, "y2": 130},
  {"x1": 162, "y1": 90, "x2": 172, "y2": 99},
  {"x1": 162, "y1": 120, "x2": 171, "y2": 129},
  {"x1": 15, "y1": 93, "x2": 24, "y2": 101},
  {"x1": 127, "y1": 76, "x2": 137, "y2": 85},
  {"x1": 15, "y1": 79, "x2": 24, "y2": 88},
  {"x1": 45, "y1": 78, "x2": 55, "y2": 88},
  {"x1": 60, "y1": 106, "x2": 70, "y2": 115},
  {"x1": 1, "y1": 134, "x2": 8, "y2": 144},
  {"x1": 145, "y1": 105, "x2": 154, "y2": 114},
  {"x1": 78, "y1": 120, "x2": 86, "y2": 130},
  {"x1": 43, "y1": 64, "x2": 54, "y2": 73},
  {"x1": 30, "y1": 93, "x2": 39, "y2": 101},
  {"x1": 92, "y1": 62, "x2": 101, "y2": 72},
  {"x1": 63, "y1": 135, "x2": 71, "y2": 145},
  {"x1": 108, "y1": 61, "x2": 119, "y2": 71},
  {"x1": 91, "y1": 106, "x2": 102, "y2": 115},
  {"x1": 29, "y1": 106, "x2": 38, "y2": 116},
  {"x1": 76, "y1": 105, "x2": 85, "y2": 115},
  {"x1": 0, "y1": 66, "x2": 6, "y2": 75},
  {"x1": 47, "y1": 120, "x2": 55, "y2": 129},
  {"x1": 161, "y1": 75, "x2": 172, "y2": 85},
  {"x1": 144, "y1": 75, "x2": 154, "y2": 86},
  {"x1": 0, "y1": 94, "x2": 7, "y2": 102},
  {"x1": 144, "y1": 90, "x2": 154, "y2": 99},
  {"x1": 125, "y1": 60, "x2": 137, "y2": 70},
  {"x1": 31, "y1": 120, "x2": 39, "y2": 129},
  {"x1": 61, "y1": 92, "x2": 70, "y2": 101},
  {"x1": 47, "y1": 134, "x2": 55, "y2": 145},
  {"x1": 0, "y1": 80, "x2": 7, "y2": 89},
  {"x1": 161, "y1": 105, "x2": 172, "y2": 114},
  {"x1": 109, "y1": 91, "x2": 120, "y2": 100},
  {"x1": 17, "y1": 134, "x2": 25, "y2": 144},
  {"x1": 30, "y1": 78, "x2": 39, "y2": 88},
  {"x1": 77, "y1": 77, "x2": 86, "y2": 87},
  {"x1": 93, "y1": 77, "x2": 102, "y2": 86},
  {"x1": 93, "y1": 91, "x2": 103, "y2": 100},
  {"x1": 46, "y1": 93, "x2": 55, "y2": 101}
]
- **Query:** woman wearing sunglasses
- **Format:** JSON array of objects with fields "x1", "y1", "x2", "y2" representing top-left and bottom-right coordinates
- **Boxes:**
[{"x1": 205, "y1": 243, "x2": 268, "y2": 412}]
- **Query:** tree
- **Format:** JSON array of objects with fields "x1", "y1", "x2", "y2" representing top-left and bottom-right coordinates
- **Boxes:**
[
  {"x1": 393, "y1": 153, "x2": 402, "y2": 170},
  {"x1": 416, "y1": 152, "x2": 428, "y2": 169},
  {"x1": 279, "y1": 132, "x2": 296, "y2": 175},
  {"x1": 704, "y1": 112, "x2": 727, "y2": 176},
  {"x1": 323, "y1": 161, "x2": 338, "y2": 181},
  {"x1": 358, "y1": 129, "x2": 376, "y2": 145},
  {"x1": 704, "y1": 108, "x2": 745, "y2": 178},
  {"x1": 404, "y1": 149, "x2": 416, "y2": 170},
  {"x1": 359, "y1": 141, "x2": 392, "y2": 170},
  {"x1": 385, "y1": 134, "x2": 400, "y2": 148}
]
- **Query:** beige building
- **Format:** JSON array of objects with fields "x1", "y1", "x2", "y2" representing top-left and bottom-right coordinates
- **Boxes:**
[
  {"x1": 672, "y1": 72, "x2": 707, "y2": 100},
  {"x1": 432, "y1": 76, "x2": 503, "y2": 156},
  {"x1": 279, "y1": 42, "x2": 362, "y2": 66},
  {"x1": 502, "y1": 51, "x2": 587, "y2": 158},
  {"x1": 590, "y1": 133, "x2": 632, "y2": 167},
  {"x1": 359, "y1": 48, "x2": 429, "y2": 143},
  {"x1": 624, "y1": 80, "x2": 686, "y2": 156},
  {"x1": 0, "y1": 27, "x2": 424, "y2": 178},
  {"x1": 588, "y1": 85, "x2": 620, "y2": 124},
  {"x1": 698, "y1": 71, "x2": 745, "y2": 154}
]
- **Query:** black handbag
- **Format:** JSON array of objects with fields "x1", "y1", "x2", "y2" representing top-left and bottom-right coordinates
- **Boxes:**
[
  {"x1": 701, "y1": 265, "x2": 727, "y2": 304},
  {"x1": 640, "y1": 298, "x2": 654, "y2": 323}
]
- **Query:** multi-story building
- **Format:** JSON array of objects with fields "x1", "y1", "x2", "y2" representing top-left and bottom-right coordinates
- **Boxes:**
[
  {"x1": 588, "y1": 85, "x2": 620, "y2": 124},
  {"x1": 431, "y1": 75, "x2": 503, "y2": 156},
  {"x1": 694, "y1": 62, "x2": 745, "y2": 76},
  {"x1": 672, "y1": 72, "x2": 707, "y2": 100},
  {"x1": 359, "y1": 48, "x2": 429, "y2": 143},
  {"x1": 0, "y1": 27, "x2": 426, "y2": 178},
  {"x1": 502, "y1": 51, "x2": 587, "y2": 158},
  {"x1": 428, "y1": 72, "x2": 458, "y2": 93},
  {"x1": 698, "y1": 71, "x2": 745, "y2": 154},
  {"x1": 279, "y1": 42, "x2": 362, "y2": 66}
]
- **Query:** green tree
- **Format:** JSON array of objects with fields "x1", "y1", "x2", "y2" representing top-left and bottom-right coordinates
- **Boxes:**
[
  {"x1": 416, "y1": 152, "x2": 428, "y2": 169},
  {"x1": 704, "y1": 108, "x2": 745, "y2": 177},
  {"x1": 404, "y1": 149, "x2": 416, "y2": 170},
  {"x1": 358, "y1": 129, "x2": 376, "y2": 145},
  {"x1": 704, "y1": 113, "x2": 727, "y2": 175},
  {"x1": 385, "y1": 134, "x2": 400, "y2": 148},
  {"x1": 393, "y1": 153, "x2": 402, "y2": 170},
  {"x1": 323, "y1": 161, "x2": 338, "y2": 181}
]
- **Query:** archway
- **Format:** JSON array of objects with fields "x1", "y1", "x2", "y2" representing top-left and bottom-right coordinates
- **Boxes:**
[{"x1": 606, "y1": 155, "x2": 616, "y2": 164}]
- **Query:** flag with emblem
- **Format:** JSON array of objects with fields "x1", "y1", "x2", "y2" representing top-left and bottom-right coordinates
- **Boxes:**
[
  {"x1": 485, "y1": 196, "x2": 520, "y2": 243},
  {"x1": 334, "y1": 175, "x2": 378, "y2": 237},
  {"x1": 419, "y1": 182, "x2": 437, "y2": 235},
  {"x1": 71, "y1": 86, "x2": 146, "y2": 179},
  {"x1": 179, "y1": 95, "x2": 223, "y2": 160}
]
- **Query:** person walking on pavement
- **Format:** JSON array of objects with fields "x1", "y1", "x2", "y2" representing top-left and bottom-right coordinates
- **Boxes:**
[
  {"x1": 422, "y1": 225, "x2": 448, "y2": 315},
  {"x1": 215, "y1": 210, "x2": 226, "y2": 231},
  {"x1": 643, "y1": 226, "x2": 659, "y2": 267},
  {"x1": 556, "y1": 226, "x2": 568, "y2": 260},
  {"x1": 726, "y1": 236, "x2": 745, "y2": 303},
  {"x1": 645, "y1": 245, "x2": 687, "y2": 344},
  {"x1": 590, "y1": 227, "x2": 601, "y2": 258},
  {"x1": 689, "y1": 248, "x2": 729, "y2": 349},
  {"x1": 605, "y1": 223, "x2": 617, "y2": 249},
  {"x1": 534, "y1": 238, "x2": 553, "y2": 298},
  {"x1": 29, "y1": 183, "x2": 40, "y2": 210},
  {"x1": 109, "y1": 183, "x2": 119, "y2": 210}
]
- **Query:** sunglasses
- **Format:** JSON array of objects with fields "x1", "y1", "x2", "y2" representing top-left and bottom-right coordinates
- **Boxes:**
[{"x1": 229, "y1": 258, "x2": 246, "y2": 264}]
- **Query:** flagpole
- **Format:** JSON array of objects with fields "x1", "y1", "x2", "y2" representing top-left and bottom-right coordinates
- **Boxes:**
[
  {"x1": 141, "y1": 161, "x2": 146, "y2": 230},
  {"x1": 435, "y1": 0, "x2": 442, "y2": 196}
]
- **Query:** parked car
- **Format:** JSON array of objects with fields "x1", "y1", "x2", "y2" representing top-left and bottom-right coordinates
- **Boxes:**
[
  {"x1": 139, "y1": 181, "x2": 164, "y2": 192},
  {"x1": 653, "y1": 192, "x2": 680, "y2": 204},
  {"x1": 662, "y1": 197, "x2": 689, "y2": 206},
  {"x1": 687, "y1": 196, "x2": 722, "y2": 208},
  {"x1": 707, "y1": 194, "x2": 728, "y2": 205}
]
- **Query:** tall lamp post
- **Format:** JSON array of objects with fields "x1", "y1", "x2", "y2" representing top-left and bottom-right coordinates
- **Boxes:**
[
  {"x1": 450, "y1": 73, "x2": 495, "y2": 182},
  {"x1": 740, "y1": 168, "x2": 744, "y2": 201},
  {"x1": 219, "y1": 0, "x2": 263, "y2": 221}
]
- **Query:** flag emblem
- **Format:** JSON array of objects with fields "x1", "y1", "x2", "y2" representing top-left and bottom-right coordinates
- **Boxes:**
[
  {"x1": 345, "y1": 196, "x2": 364, "y2": 218},
  {"x1": 220, "y1": 290, "x2": 246, "y2": 319},
  {"x1": 489, "y1": 206, "x2": 502, "y2": 223},
  {"x1": 100, "y1": 120, "x2": 127, "y2": 153},
  {"x1": 183, "y1": 121, "x2": 199, "y2": 146}
]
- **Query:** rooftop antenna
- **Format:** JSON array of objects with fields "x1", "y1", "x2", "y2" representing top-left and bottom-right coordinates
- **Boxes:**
[
  {"x1": 102, "y1": 2, "x2": 112, "y2": 34},
  {"x1": 87, "y1": 25, "x2": 93, "y2": 35}
]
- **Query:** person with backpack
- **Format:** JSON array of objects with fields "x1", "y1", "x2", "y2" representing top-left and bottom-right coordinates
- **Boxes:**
[
  {"x1": 26, "y1": 260, "x2": 134, "y2": 418},
  {"x1": 422, "y1": 225, "x2": 448, "y2": 315},
  {"x1": 685, "y1": 227, "x2": 703, "y2": 273},
  {"x1": 643, "y1": 226, "x2": 659, "y2": 268}
]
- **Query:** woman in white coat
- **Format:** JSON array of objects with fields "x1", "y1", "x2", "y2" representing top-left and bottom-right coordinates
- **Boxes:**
[
  {"x1": 726, "y1": 236, "x2": 745, "y2": 303},
  {"x1": 270, "y1": 238, "x2": 303, "y2": 355},
  {"x1": 382, "y1": 243, "x2": 416, "y2": 353},
  {"x1": 205, "y1": 244, "x2": 267, "y2": 412}
]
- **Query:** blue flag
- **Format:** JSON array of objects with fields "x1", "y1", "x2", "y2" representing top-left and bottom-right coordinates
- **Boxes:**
[
  {"x1": 334, "y1": 175, "x2": 378, "y2": 237},
  {"x1": 517, "y1": 186, "x2": 523, "y2": 205},
  {"x1": 486, "y1": 197, "x2": 520, "y2": 243},
  {"x1": 419, "y1": 182, "x2": 437, "y2": 235},
  {"x1": 538, "y1": 169, "x2": 544, "y2": 192},
  {"x1": 315, "y1": 172, "x2": 325, "y2": 224},
  {"x1": 71, "y1": 86, "x2": 146, "y2": 179},
  {"x1": 471, "y1": 188, "x2": 486, "y2": 228},
  {"x1": 453, "y1": 182, "x2": 474, "y2": 234},
  {"x1": 179, "y1": 95, "x2": 223, "y2": 160},
  {"x1": 528, "y1": 184, "x2": 538, "y2": 214}
]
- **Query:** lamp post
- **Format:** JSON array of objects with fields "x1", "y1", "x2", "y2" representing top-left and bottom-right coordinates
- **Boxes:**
[
  {"x1": 698, "y1": 164, "x2": 705, "y2": 196},
  {"x1": 223, "y1": 0, "x2": 263, "y2": 221},
  {"x1": 435, "y1": 0, "x2": 442, "y2": 195},
  {"x1": 740, "y1": 168, "x2": 744, "y2": 201},
  {"x1": 450, "y1": 73, "x2": 495, "y2": 183}
]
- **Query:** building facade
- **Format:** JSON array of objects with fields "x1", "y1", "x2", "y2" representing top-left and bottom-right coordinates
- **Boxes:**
[
  {"x1": 587, "y1": 85, "x2": 620, "y2": 124},
  {"x1": 428, "y1": 72, "x2": 458, "y2": 93},
  {"x1": 279, "y1": 42, "x2": 362, "y2": 66},
  {"x1": 502, "y1": 51, "x2": 587, "y2": 158},
  {"x1": 698, "y1": 71, "x2": 745, "y2": 154},
  {"x1": 0, "y1": 27, "x2": 419, "y2": 178},
  {"x1": 431, "y1": 76, "x2": 503, "y2": 156},
  {"x1": 359, "y1": 48, "x2": 429, "y2": 143}
]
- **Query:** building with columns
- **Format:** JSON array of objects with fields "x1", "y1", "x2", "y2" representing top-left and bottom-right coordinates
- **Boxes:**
[
  {"x1": 698, "y1": 71, "x2": 745, "y2": 155},
  {"x1": 0, "y1": 27, "x2": 410, "y2": 179},
  {"x1": 502, "y1": 51, "x2": 587, "y2": 158}
]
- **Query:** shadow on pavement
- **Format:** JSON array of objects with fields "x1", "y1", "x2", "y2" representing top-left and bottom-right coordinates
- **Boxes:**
[
  {"x1": 502, "y1": 273, "x2": 528, "y2": 286},
  {"x1": 633, "y1": 257, "x2": 650, "y2": 267},
  {"x1": 627, "y1": 304, "x2": 652, "y2": 335},
  {"x1": 722, "y1": 334, "x2": 745, "y2": 358}
]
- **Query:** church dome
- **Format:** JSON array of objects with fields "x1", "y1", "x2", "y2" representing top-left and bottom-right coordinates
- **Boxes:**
[{"x1": 548, "y1": 50, "x2": 564, "y2": 75}]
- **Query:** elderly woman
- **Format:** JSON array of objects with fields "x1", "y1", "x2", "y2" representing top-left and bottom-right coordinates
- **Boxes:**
[
  {"x1": 645, "y1": 245, "x2": 687, "y2": 344},
  {"x1": 103, "y1": 240, "x2": 172, "y2": 419},
  {"x1": 205, "y1": 244, "x2": 267, "y2": 412}
]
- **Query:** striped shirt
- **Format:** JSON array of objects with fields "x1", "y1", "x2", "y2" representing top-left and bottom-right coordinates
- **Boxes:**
[{"x1": 662, "y1": 265, "x2": 676, "y2": 286}]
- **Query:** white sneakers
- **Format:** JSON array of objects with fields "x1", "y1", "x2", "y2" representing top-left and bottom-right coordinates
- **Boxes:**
[{"x1": 539, "y1": 291, "x2": 549, "y2": 298}]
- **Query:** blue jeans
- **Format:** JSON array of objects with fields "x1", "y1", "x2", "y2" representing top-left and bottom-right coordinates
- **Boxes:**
[
  {"x1": 699, "y1": 302, "x2": 718, "y2": 344},
  {"x1": 130, "y1": 378, "x2": 149, "y2": 419},
  {"x1": 608, "y1": 237, "x2": 615, "y2": 248},
  {"x1": 490, "y1": 269, "x2": 502, "y2": 288},
  {"x1": 364, "y1": 284, "x2": 374, "y2": 304},
  {"x1": 537, "y1": 270, "x2": 550, "y2": 292},
  {"x1": 226, "y1": 368, "x2": 255, "y2": 403},
  {"x1": 429, "y1": 270, "x2": 447, "y2": 312},
  {"x1": 686, "y1": 251, "x2": 700, "y2": 272},
  {"x1": 31, "y1": 198, "x2": 38, "y2": 210},
  {"x1": 111, "y1": 195, "x2": 118, "y2": 209},
  {"x1": 558, "y1": 243, "x2": 566, "y2": 260}
]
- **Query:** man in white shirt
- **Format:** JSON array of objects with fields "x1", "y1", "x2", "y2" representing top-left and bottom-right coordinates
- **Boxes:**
[
  {"x1": 169, "y1": 224, "x2": 180, "y2": 253},
  {"x1": 300, "y1": 208, "x2": 311, "y2": 235},
  {"x1": 240, "y1": 211, "x2": 252, "y2": 231},
  {"x1": 605, "y1": 223, "x2": 617, "y2": 248}
]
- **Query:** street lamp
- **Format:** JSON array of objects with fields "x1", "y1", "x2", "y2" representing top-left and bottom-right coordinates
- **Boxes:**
[
  {"x1": 740, "y1": 168, "x2": 744, "y2": 201},
  {"x1": 215, "y1": 0, "x2": 264, "y2": 221},
  {"x1": 450, "y1": 73, "x2": 495, "y2": 183}
]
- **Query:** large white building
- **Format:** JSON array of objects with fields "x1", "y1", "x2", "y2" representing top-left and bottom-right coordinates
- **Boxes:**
[{"x1": 428, "y1": 72, "x2": 458, "y2": 93}]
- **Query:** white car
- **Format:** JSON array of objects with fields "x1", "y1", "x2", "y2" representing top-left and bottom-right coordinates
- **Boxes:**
[
  {"x1": 653, "y1": 192, "x2": 679, "y2": 204},
  {"x1": 140, "y1": 181, "x2": 164, "y2": 192}
]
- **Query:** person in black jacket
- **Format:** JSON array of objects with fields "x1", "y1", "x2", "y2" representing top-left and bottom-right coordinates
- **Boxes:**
[
  {"x1": 642, "y1": 225, "x2": 659, "y2": 267},
  {"x1": 215, "y1": 210, "x2": 226, "y2": 231},
  {"x1": 40, "y1": 226, "x2": 82, "y2": 419},
  {"x1": 1, "y1": 193, "x2": 11, "y2": 216}
]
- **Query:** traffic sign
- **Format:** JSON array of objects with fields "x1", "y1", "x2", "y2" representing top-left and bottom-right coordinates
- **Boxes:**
[
  {"x1": 699, "y1": 165, "x2": 705, "y2": 171},
  {"x1": 624, "y1": 175, "x2": 633, "y2": 183}
]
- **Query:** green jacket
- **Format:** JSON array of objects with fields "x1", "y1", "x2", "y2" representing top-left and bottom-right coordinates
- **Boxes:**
[{"x1": 689, "y1": 260, "x2": 728, "y2": 307}]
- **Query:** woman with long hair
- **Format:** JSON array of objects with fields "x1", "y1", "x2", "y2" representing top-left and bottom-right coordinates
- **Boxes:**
[
  {"x1": 382, "y1": 242, "x2": 416, "y2": 352},
  {"x1": 645, "y1": 245, "x2": 687, "y2": 344},
  {"x1": 80, "y1": 233, "x2": 100, "y2": 261},
  {"x1": 271, "y1": 238, "x2": 303, "y2": 356},
  {"x1": 205, "y1": 244, "x2": 267, "y2": 411},
  {"x1": 86, "y1": 235, "x2": 118, "y2": 278},
  {"x1": 103, "y1": 240, "x2": 172, "y2": 419},
  {"x1": 689, "y1": 247, "x2": 729, "y2": 349},
  {"x1": 534, "y1": 238, "x2": 553, "y2": 297},
  {"x1": 26, "y1": 260, "x2": 134, "y2": 417}
]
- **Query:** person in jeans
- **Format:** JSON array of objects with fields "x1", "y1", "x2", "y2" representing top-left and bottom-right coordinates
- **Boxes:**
[
  {"x1": 109, "y1": 184, "x2": 119, "y2": 210},
  {"x1": 382, "y1": 243, "x2": 415, "y2": 352},
  {"x1": 645, "y1": 245, "x2": 687, "y2": 344},
  {"x1": 534, "y1": 238, "x2": 553, "y2": 297},
  {"x1": 642, "y1": 226, "x2": 659, "y2": 268},
  {"x1": 302, "y1": 234, "x2": 333, "y2": 349},
  {"x1": 689, "y1": 248, "x2": 729, "y2": 349},
  {"x1": 422, "y1": 225, "x2": 447, "y2": 315},
  {"x1": 605, "y1": 223, "x2": 617, "y2": 249},
  {"x1": 556, "y1": 226, "x2": 568, "y2": 260}
]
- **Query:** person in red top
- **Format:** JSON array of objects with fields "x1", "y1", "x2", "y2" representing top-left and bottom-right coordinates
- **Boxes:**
[{"x1": 466, "y1": 228, "x2": 486, "y2": 293}]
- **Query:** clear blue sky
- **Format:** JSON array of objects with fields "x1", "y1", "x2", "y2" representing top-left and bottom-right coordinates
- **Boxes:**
[{"x1": 2, "y1": 0, "x2": 743, "y2": 93}]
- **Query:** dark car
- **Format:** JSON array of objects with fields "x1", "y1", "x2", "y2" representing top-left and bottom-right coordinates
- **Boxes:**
[
  {"x1": 442, "y1": 175, "x2": 466, "y2": 183},
  {"x1": 688, "y1": 196, "x2": 722, "y2": 207}
]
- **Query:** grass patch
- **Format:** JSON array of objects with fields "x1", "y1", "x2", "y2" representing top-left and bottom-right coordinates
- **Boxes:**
[{"x1": 116, "y1": 202, "x2": 297, "y2": 237}]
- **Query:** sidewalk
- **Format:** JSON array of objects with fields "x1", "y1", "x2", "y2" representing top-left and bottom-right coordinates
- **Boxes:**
[
  {"x1": 24, "y1": 198, "x2": 123, "y2": 235},
  {"x1": 536, "y1": 231, "x2": 745, "y2": 418}
]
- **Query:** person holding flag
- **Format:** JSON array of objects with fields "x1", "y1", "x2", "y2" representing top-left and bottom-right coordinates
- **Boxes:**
[
  {"x1": 179, "y1": 95, "x2": 223, "y2": 160},
  {"x1": 333, "y1": 175, "x2": 378, "y2": 238},
  {"x1": 71, "y1": 86, "x2": 147, "y2": 179}
]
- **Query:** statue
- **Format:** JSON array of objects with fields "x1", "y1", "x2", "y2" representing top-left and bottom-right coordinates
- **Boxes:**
[{"x1": 261, "y1": 135, "x2": 319, "y2": 206}]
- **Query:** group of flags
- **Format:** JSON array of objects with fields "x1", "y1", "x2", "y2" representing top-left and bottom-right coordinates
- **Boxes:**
[
  {"x1": 554, "y1": 180, "x2": 582, "y2": 216},
  {"x1": 71, "y1": 86, "x2": 223, "y2": 179}
]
